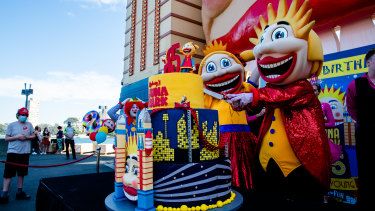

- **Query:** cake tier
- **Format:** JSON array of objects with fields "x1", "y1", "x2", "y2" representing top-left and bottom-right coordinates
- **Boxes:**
[
  {"x1": 148, "y1": 73, "x2": 204, "y2": 109},
  {"x1": 153, "y1": 158, "x2": 232, "y2": 208},
  {"x1": 151, "y1": 108, "x2": 220, "y2": 162}
]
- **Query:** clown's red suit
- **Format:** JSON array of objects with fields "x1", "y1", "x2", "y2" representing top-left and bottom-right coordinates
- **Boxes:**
[{"x1": 250, "y1": 80, "x2": 331, "y2": 189}]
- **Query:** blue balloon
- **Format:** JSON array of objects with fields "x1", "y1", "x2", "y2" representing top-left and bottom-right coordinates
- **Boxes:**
[{"x1": 95, "y1": 131, "x2": 107, "y2": 144}]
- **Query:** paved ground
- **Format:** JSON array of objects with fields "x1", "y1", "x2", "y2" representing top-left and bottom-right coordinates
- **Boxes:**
[{"x1": 0, "y1": 153, "x2": 115, "y2": 211}]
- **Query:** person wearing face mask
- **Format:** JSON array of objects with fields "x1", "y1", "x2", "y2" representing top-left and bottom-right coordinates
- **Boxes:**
[{"x1": 0, "y1": 107, "x2": 35, "y2": 204}]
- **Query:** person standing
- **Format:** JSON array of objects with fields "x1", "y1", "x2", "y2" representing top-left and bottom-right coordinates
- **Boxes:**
[
  {"x1": 41, "y1": 128, "x2": 50, "y2": 155},
  {"x1": 31, "y1": 126, "x2": 41, "y2": 155},
  {"x1": 346, "y1": 48, "x2": 375, "y2": 208},
  {"x1": 64, "y1": 121, "x2": 76, "y2": 159},
  {"x1": 0, "y1": 107, "x2": 34, "y2": 204},
  {"x1": 55, "y1": 126, "x2": 64, "y2": 154}
]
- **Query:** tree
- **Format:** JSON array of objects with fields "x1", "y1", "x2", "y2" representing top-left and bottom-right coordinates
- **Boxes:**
[
  {"x1": 0, "y1": 123, "x2": 8, "y2": 135},
  {"x1": 64, "y1": 117, "x2": 79, "y2": 124}
]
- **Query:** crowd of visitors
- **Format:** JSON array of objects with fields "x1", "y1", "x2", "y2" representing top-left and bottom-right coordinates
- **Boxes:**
[{"x1": 30, "y1": 125, "x2": 70, "y2": 156}]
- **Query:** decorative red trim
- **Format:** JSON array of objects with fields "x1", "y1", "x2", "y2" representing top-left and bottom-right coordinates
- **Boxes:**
[
  {"x1": 129, "y1": 0, "x2": 137, "y2": 76},
  {"x1": 143, "y1": 176, "x2": 154, "y2": 180},
  {"x1": 139, "y1": 150, "x2": 143, "y2": 189},
  {"x1": 140, "y1": 182, "x2": 153, "y2": 186},
  {"x1": 140, "y1": 0, "x2": 148, "y2": 71},
  {"x1": 141, "y1": 166, "x2": 153, "y2": 169},
  {"x1": 153, "y1": 0, "x2": 161, "y2": 65}
]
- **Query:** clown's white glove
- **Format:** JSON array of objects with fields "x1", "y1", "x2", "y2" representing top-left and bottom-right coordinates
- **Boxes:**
[{"x1": 226, "y1": 93, "x2": 253, "y2": 110}]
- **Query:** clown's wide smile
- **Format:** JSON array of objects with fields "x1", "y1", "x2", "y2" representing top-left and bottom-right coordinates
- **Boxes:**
[
  {"x1": 183, "y1": 48, "x2": 191, "y2": 53},
  {"x1": 123, "y1": 186, "x2": 138, "y2": 201},
  {"x1": 205, "y1": 72, "x2": 242, "y2": 94},
  {"x1": 257, "y1": 53, "x2": 296, "y2": 83}
]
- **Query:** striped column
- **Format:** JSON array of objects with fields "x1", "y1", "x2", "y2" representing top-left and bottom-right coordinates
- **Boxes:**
[{"x1": 113, "y1": 120, "x2": 127, "y2": 201}]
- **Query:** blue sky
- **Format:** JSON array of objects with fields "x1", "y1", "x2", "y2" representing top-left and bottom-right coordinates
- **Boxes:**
[{"x1": 0, "y1": 0, "x2": 126, "y2": 125}]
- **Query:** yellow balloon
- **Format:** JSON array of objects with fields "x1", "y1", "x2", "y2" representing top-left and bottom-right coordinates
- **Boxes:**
[{"x1": 98, "y1": 126, "x2": 108, "y2": 134}]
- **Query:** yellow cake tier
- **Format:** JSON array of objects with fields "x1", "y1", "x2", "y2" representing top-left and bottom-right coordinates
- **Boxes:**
[{"x1": 148, "y1": 73, "x2": 204, "y2": 109}]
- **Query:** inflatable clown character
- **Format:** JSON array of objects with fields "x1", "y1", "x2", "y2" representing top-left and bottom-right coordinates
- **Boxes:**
[
  {"x1": 180, "y1": 42, "x2": 199, "y2": 73},
  {"x1": 227, "y1": 0, "x2": 331, "y2": 200},
  {"x1": 108, "y1": 97, "x2": 147, "y2": 137},
  {"x1": 198, "y1": 40, "x2": 257, "y2": 190}
]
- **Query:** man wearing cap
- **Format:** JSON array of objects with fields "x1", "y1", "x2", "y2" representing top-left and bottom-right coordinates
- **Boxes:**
[
  {"x1": 0, "y1": 107, "x2": 35, "y2": 203},
  {"x1": 64, "y1": 121, "x2": 76, "y2": 160}
]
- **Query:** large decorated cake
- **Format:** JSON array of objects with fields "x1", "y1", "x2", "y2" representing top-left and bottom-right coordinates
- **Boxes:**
[
  {"x1": 113, "y1": 44, "x2": 236, "y2": 211},
  {"x1": 149, "y1": 73, "x2": 233, "y2": 209}
]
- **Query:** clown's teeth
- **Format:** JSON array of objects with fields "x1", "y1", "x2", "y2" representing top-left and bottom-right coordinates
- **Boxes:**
[
  {"x1": 266, "y1": 74, "x2": 281, "y2": 79},
  {"x1": 259, "y1": 56, "x2": 293, "y2": 69},
  {"x1": 221, "y1": 88, "x2": 233, "y2": 93},
  {"x1": 207, "y1": 75, "x2": 239, "y2": 87},
  {"x1": 124, "y1": 191, "x2": 138, "y2": 201}
]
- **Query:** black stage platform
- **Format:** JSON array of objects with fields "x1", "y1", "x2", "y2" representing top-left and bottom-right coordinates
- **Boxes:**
[
  {"x1": 36, "y1": 172, "x2": 114, "y2": 211},
  {"x1": 36, "y1": 172, "x2": 359, "y2": 211}
]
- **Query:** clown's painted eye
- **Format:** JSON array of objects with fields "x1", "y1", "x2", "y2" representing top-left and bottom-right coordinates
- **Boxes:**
[
  {"x1": 134, "y1": 168, "x2": 138, "y2": 175},
  {"x1": 206, "y1": 62, "x2": 217, "y2": 73},
  {"x1": 220, "y1": 58, "x2": 231, "y2": 68},
  {"x1": 260, "y1": 35, "x2": 264, "y2": 43},
  {"x1": 125, "y1": 165, "x2": 129, "y2": 173},
  {"x1": 271, "y1": 27, "x2": 288, "y2": 41}
]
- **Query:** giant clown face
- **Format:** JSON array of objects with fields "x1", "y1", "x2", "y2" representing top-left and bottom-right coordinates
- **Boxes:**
[
  {"x1": 253, "y1": 22, "x2": 312, "y2": 86},
  {"x1": 201, "y1": 52, "x2": 244, "y2": 94}
]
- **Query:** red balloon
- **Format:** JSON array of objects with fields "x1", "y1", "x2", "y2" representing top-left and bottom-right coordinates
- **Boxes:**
[{"x1": 89, "y1": 132, "x2": 97, "y2": 141}]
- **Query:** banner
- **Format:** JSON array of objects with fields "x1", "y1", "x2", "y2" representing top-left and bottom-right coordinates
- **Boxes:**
[{"x1": 317, "y1": 44, "x2": 375, "y2": 204}]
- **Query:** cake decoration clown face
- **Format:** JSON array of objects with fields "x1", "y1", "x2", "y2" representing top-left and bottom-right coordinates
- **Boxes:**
[
  {"x1": 240, "y1": 0, "x2": 324, "y2": 85},
  {"x1": 199, "y1": 40, "x2": 245, "y2": 94},
  {"x1": 122, "y1": 139, "x2": 139, "y2": 201},
  {"x1": 102, "y1": 119, "x2": 116, "y2": 133},
  {"x1": 180, "y1": 42, "x2": 199, "y2": 57}
]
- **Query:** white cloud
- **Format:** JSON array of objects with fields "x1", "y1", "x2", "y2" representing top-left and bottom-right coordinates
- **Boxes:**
[
  {"x1": 0, "y1": 71, "x2": 121, "y2": 103},
  {"x1": 67, "y1": 12, "x2": 75, "y2": 17}
]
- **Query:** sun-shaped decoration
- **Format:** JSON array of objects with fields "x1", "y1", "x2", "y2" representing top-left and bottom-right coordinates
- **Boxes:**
[
  {"x1": 126, "y1": 136, "x2": 138, "y2": 157},
  {"x1": 318, "y1": 84, "x2": 346, "y2": 104}
]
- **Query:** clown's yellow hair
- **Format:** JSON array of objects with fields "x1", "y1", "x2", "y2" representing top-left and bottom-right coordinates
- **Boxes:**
[
  {"x1": 202, "y1": 40, "x2": 227, "y2": 55},
  {"x1": 198, "y1": 40, "x2": 243, "y2": 75},
  {"x1": 240, "y1": 0, "x2": 323, "y2": 76}
]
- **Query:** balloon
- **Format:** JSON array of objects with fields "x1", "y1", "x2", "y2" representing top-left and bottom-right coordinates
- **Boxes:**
[
  {"x1": 95, "y1": 131, "x2": 107, "y2": 144},
  {"x1": 98, "y1": 126, "x2": 109, "y2": 134},
  {"x1": 82, "y1": 111, "x2": 101, "y2": 133},
  {"x1": 89, "y1": 132, "x2": 97, "y2": 141}
]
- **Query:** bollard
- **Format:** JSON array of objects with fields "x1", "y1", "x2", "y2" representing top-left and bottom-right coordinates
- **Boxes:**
[{"x1": 96, "y1": 146, "x2": 101, "y2": 174}]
